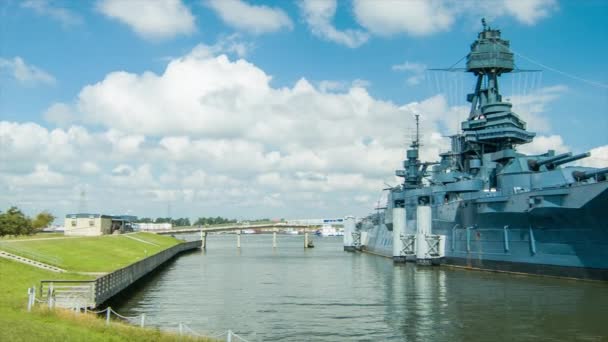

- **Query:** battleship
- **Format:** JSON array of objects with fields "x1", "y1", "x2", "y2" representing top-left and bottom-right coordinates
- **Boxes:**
[{"x1": 343, "y1": 20, "x2": 608, "y2": 280}]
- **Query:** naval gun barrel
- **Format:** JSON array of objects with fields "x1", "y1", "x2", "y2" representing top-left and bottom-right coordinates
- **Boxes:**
[
  {"x1": 536, "y1": 152, "x2": 572, "y2": 166},
  {"x1": 572, "y1": 167, "x2": 608, "y2": 181},
  {"x1": 528, "y1": 152, "x2": 571, "y2": 170},
  {"x1": 551, "y1": 152, "x2": 591, "y2": 167}
]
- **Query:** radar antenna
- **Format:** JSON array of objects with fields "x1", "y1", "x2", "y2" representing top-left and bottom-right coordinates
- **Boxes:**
[{"x1": 413, "y1": 113, "x2": 420, "y2": 150}]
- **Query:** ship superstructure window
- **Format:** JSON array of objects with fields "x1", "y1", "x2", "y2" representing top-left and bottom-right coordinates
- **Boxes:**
[
  {"x1": 71, "y1": 220, "x2": 76, "y2": 227},
  {"x1": 89, "y1": 220, "x2": 95, "y2": 227}
]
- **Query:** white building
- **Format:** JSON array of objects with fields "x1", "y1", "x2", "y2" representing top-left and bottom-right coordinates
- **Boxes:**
[{"x1": 63, "y1": 214, "x2": 135, "y2": 236}]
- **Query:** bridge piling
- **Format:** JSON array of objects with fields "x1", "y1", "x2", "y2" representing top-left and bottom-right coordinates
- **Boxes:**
[
  {"x1": 272, "y1": 229, "x2": 277, "y2": 248},
  {"x1": 200, "y1": 230, "x2": 207, "y2": 249},
  {"x1": 236, "y1": 230, "x2": 241, "y2": 248},
  {"x1": 304, "y1": 232, "x2": 309, "y2": 249}
]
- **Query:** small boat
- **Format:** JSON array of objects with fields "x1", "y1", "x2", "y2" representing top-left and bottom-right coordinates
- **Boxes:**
[{"x1": 307, "y1": 240, "x2": 315, "y2": 248}]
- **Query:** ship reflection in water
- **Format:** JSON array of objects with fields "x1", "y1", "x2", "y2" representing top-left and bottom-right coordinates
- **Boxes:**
[{"x1": 112, "y1": 235, "x2": 607, "y2": 341}]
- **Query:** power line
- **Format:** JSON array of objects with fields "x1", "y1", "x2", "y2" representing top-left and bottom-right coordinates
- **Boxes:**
[{"x1": 512, "y1": 50, "x2": 608, "y2": 89}]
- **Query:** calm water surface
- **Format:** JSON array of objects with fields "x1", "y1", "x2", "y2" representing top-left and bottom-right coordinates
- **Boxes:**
[{"x1": 114, "y1": 234, "x2": 608, "y2": 341}]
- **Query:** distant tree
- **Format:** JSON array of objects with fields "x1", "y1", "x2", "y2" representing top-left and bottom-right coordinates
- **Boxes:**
[
  {"x1": 193, "y1": 216, "x2": 237, "y2": 226},
  {"x1": 137, "y1": 217, "x2": 153, "y2": 223},
  {"x1": 171, "y1": 218, "x2": 191, "y2": 227},
  {"x1": 0, "y1": 207, "x2": 33, "y2": 236},
  {"x1": 32, "y1": 211, "x2": 55, "y2": 231},
  {"x1": 155, "y1": 217, "x2": 171, "y2": 224}
]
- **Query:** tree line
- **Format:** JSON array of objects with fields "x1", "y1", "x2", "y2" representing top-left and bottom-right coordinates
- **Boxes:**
[
  {"x1": 135, "y1": 216, "x2": 273, "y2": 227},
  {"x1": 135, "y1": 217, "x2": 191, "y2": 226},
  {"x1": 0, "y1": 207, "x2": 56, "y2": 237}
]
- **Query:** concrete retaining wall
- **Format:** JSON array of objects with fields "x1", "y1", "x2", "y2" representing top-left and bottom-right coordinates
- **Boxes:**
[{"x1": 94, "y1": 240, "x2": 201, "y2": 306}]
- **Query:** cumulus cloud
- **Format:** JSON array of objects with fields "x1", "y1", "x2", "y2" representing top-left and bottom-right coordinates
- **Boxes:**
[
  {"x1": 299, "y1": 0, "x2": 369, "y2": 48},
  {"x1": 509, "y1": 85, "x2": 568, "y2": 132},
  {"x1": 392, "y1": 61, "x2": 427, "y2": 86},
  {"x1": 579, "y1": 145, "x2": 608, "y2": 168},
  {"x1": 206, "y1": 0, "x2": 293, "y2": 34},
  {"x1": 21, "y1": 0, "x2": 83, "y2": 27},
  {"x1": 97, "y1": 0, "x2": 196, "y2": 40},
  {"x1": 518, "y1": 134, "x2": 568, "y2": 155},
  {"x1": 3, "y1": 164, "x2": 67, "y2": 188},
  {"x1": 351, "y1": 0, "x2": 557, "y2": 38},
  {"x1": 1, "y1": 39, "x2": 582, "y2": 220},
  {"x1": 190, "y1": 34, "x2": 253, "y2": 58},
  {"x1": 44, "y1": 103, "x2": 77, "y2": 126},
  {"x1": 353, "y1": 0, "x2": 455, "y2": 37},
  {"x1": 0, "y1": 57, "x2": 55, "y2": 85},
  {"x1": 501, "y1": 0, "x2": 558, "y2": 25}
]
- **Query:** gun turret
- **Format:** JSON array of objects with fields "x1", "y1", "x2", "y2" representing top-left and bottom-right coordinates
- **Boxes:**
[
  {"x1": 572, "y1": 167, "x2": 608, "y2": 181},
  {"x1": 551, "y1": 152, "x2": 591, "y2": 167},
  {"x1": 528, "y1": 152, "x2": 571, "y2": 171}
]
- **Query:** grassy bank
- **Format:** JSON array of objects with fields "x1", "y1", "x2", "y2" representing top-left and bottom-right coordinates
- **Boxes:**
[
  {"x1": 0, "y1": 232, "x2": 180, "y2": 272},
  {"x1": 0, "y1": 234, "x2": 213, "y2": 341}
]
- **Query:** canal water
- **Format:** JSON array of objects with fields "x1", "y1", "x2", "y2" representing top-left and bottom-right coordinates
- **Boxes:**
[{"x1": 114, "y1": 234, "x2": 608, "y2": 341}]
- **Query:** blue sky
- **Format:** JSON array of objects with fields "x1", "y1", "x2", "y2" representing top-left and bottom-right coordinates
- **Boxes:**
[{"x1": 0, "y1": 0, "x2": 607, "y2": 221}]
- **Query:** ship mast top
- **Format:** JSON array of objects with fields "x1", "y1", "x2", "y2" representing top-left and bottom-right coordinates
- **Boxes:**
[
  {"x1": 412, "y1": 113, "x2": 420, "y2": 150},
  {"x1": 458, "y1": 18, "x2": 535, "y2": 154}
]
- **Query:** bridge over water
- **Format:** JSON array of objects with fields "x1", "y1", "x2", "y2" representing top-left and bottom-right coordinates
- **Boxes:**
[{"x1": 151, "y1": 223, "x2": 325, "y2": 249}]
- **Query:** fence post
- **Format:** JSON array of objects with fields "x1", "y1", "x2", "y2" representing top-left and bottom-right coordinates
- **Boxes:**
[
  {"x1": 178, "y1": 322, "x2": 183, "y2": 335},
  {"x1": 48, "y1": 282, "x2": 54, "y2": 309},
  {"x1": 140, "y1": 313, "x2": 145, "y2": 328},
  {"x1": 227, "y1": 329, "x2": 233, "y2": 342},
  {"x1": 27, "y1": 288, "x2": 33, "y2": 312},
  {"x1": 106, "y1": 307, "x2": 111, "y2": 325}
]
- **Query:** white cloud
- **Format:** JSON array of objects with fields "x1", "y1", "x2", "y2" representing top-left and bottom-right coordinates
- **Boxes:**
[
  {"x1": 353, "y1": 0, "x2": 454, "y2": 37},
  {"x1": 1, "y1": 38, "x2": 579, "y2": 220},
  {"x1": 3, "y1": 164, "x2": 67, "y2": 188},
  {"x1": 104, "y1": 130, "x2": 146, "y2": 157},
  {"x1": 509, "y1": 85, "x2": 568, "y2": 132},
  {"x1": 392, "y1": 61, "x2": 427, "y2": 86},
  {"x1": 44, "y1": 103, "x2": 77, "y2": 126},
  {"x1": 0, "y1": 57, "x2": 55, "y2": 85},
  {"x1": 21, "y1": 0, "x2": 83, "y2": 27},
  {"x1": 206, "y1": 0, "x2": 293, "y2": 34},
  {"x1": 97, "y1": 0, "x2": 195, "y2": 40},
  {"x1": 580, "y1": 145, "x2": 608, "y2": 168},
  {"x1": 502, "y1": 0, "x2": 558, "y2": 25},
  {"x1": 299, "y1": 0, "x2": 369, "y2": 48},
  {"x1": 81, "y1": 162, "x2": 101, "y2": 175},
  {"x1": 351, "y1": 0, "x2": 558, "y2": 37},
  {"x1": 518, "y1": 134, "x2": 568, "y2": 155},
  {"x1": 189, "y1": 34, "x2": 253, "y2": 59}
]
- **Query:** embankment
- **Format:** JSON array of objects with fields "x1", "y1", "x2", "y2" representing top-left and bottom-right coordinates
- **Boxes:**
[{"x1": 0, "y1": 233, "x2": 210, "y2": 341}]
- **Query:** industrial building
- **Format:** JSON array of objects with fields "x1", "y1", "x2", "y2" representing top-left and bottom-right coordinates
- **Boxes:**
[{"x1": 63, "y1": 214, "x2": 136, "y2": 236}]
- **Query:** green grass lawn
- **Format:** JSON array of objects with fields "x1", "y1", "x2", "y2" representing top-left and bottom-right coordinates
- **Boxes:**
[
  {"x1": 0, "y1": 258, "x2": 214, "y2": 341},
  {"x1": 0, "y1": 233, "x2": 182, "y2": 272},
  {"x1": 0, "y1": 233, "x2": 213, "y2": 341},
  {"x1": 0, "y1": 232, "x2": 66, "y2": 240}
]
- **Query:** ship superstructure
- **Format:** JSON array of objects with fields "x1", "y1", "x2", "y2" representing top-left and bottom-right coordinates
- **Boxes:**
[{"x1": 344, "y1": 20, "x2": 608, "y2": 280}]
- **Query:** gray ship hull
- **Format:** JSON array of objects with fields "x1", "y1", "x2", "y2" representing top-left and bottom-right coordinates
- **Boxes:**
[{"x1": 361, "y1": 181, "x2": 608, "y2": 280}]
